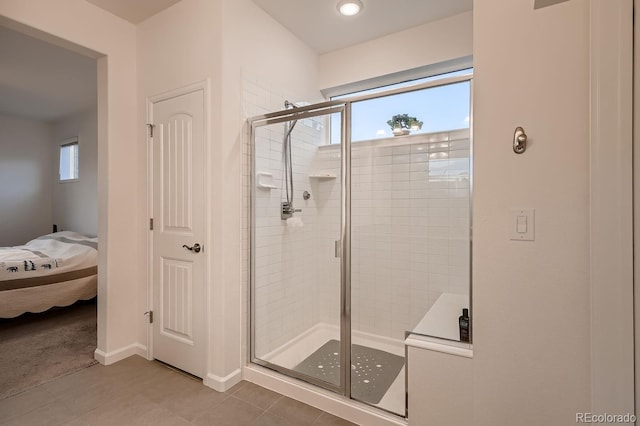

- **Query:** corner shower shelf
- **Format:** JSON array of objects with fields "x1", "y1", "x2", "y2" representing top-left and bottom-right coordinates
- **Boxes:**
[
  {"x1": 256, "y1": 172, "x2": 277, "y2": 189},
  {"x1": 308, "y1": 173, "x2": 336, "y2": 180}
]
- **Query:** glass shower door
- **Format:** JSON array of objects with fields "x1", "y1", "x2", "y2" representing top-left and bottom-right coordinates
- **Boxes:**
[
  {"x1": 348, "y1": 77, "x2": 472, "y2": 417},
  {"x1": 250, "y1": 105, "x2": 347, "y2": 392}
]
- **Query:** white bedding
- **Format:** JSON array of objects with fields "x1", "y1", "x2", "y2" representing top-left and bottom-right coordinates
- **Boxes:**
[
  {"x1": 0, "y1": 231, "x2": 98, "y2": 318},
  {"x1": 0, "y1": 231, "x2": 97, "y2": 281}
]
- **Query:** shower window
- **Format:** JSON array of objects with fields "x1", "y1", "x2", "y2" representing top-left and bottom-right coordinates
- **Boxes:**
[{"x1": 330, "y1": 69, "x2": 472, "y2": 144}]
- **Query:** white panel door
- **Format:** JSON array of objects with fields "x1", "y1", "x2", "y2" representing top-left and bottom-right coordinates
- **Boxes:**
[{"x1": 151, "y1": 89, "x2": 205, "y2": 378}]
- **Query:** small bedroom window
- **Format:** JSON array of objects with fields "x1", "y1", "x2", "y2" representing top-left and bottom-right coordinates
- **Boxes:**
[{"x1": 59, "y1": 137, "x2": 79, "y2": 182}]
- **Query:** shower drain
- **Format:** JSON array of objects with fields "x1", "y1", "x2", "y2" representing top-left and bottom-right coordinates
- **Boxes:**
[{"x1": 293, "y1": 340, "x2": 404, "y2": 404}]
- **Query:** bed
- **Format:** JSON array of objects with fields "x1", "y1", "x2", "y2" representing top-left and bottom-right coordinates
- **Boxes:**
[{"x1": 0, "y1": 231, "x2": 98, "y2": 318}]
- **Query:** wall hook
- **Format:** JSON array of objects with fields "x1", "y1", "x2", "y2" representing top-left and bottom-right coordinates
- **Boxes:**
[{"x1": 513, "y1": 127, "x2": 527, "y2": 154}]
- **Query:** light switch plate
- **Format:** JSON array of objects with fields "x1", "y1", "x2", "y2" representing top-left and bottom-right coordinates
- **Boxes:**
[{"x1": 510, "y1": 208, "x2": 535, "y2": 241}]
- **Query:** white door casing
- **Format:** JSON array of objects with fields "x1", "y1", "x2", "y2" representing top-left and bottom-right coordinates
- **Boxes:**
[{"x1": 150, "y1": 88, "x2": 206, "y2": 378}]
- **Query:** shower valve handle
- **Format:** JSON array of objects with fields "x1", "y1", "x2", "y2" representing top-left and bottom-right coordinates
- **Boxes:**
[{"x1": 281, "y1": 201, "x2": 301, "y2": 219}]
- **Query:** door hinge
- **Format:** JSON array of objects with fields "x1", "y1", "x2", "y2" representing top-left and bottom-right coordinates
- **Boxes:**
[
  {"x1": 144, "y1": 310, "x2": 153, "y2": 324},
  {"x1": 146, "y1": 123, "x2": 155, "y2": 138},
  {"x1": 149, "y1": 218, "x2": 154, "y2": 230}
]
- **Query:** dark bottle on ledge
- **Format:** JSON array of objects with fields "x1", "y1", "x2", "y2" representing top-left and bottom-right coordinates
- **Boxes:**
[{"x1": 459, "y1": 308, "x2": 470, "y2": 342}]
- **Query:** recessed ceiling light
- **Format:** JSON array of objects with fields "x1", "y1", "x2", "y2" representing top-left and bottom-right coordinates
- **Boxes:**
[{"x1": 337, "y1": 0, "x2": 363, "y2": 17}]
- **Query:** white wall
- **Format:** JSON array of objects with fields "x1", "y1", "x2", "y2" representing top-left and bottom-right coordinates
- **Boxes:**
[
  {"x1": 318, "y1": 11, "x2": 473, "y2": 92},
  {"x1": 0, "y1": 113, "x2": 53, "y2": 246},
  {"x1": 0, "y1": 108, "x2": 98, "y2": 247},
  {"x1": 52, "y1": 108, "x2": 98, "y2": 237},
  {"x1": 0, "y1": 0, "x2": 140, "y2": 361},
  {"x1": 473, "y1": 1, "x2": 591, "y2": 423}
]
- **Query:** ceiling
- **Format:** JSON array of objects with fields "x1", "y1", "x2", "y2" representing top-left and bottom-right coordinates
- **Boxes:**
[
  {"x1": 251, "y1": 0, "x2": 473, "y2": 53},
  {"x1": 83, "y1": 0, "x2": 473, "y2": 53},
  {"x1": 85, "y1": 0, "x2": 182, "y2": 24},
  {"x1": 0, "y1": 26, "x2": 96, "y2": 122},
  {"x1": 0, "y1": 0, "x2": 473, "y2": 121}
]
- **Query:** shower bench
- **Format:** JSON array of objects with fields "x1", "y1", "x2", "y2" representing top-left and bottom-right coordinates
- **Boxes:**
[{"x1": 405, "y1": 293, "x2": 473, "y2": 424}]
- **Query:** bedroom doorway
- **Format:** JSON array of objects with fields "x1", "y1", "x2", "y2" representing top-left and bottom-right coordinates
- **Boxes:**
[
  {"x1": 0, "y1": 23, "x2": 100, "y2": 395},
  {"x1": 148, "y1": 85, "x2": 207, "y2": 378}
]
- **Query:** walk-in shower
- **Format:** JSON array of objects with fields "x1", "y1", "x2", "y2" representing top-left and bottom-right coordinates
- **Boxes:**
[{"x1": 248, "y1": 73, "x2": 473, "y2": 418}]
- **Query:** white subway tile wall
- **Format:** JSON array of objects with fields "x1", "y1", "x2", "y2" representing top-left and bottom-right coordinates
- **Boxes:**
[
  {"x1": 243, "y1": 76, "x2": 471, "y2": 354},
  {"x1": 315, "y1": 131, "x2": 471, "y2": 340}
]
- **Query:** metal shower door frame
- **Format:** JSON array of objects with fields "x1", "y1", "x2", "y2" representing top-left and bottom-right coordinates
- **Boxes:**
[{"x1": 248, "y1": 100, "x2": 352, "y2": 397}]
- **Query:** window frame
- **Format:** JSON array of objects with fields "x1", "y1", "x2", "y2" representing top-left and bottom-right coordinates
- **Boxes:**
[
  {"x1": 328, "y1": 68, "x2": 473, "y2": 144},
  {"x1": 58, "y1": 137, "x2": 79, "y2": 183}
]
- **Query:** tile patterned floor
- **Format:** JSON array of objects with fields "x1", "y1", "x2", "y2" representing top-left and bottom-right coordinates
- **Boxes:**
[{"x1": 0, "y1": 356, "x2": 357, "y2": 425}]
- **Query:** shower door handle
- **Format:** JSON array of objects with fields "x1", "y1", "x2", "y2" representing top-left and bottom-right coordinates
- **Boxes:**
[{"x1": 335, "y1": 240, "x2": 341, "y2": 258}]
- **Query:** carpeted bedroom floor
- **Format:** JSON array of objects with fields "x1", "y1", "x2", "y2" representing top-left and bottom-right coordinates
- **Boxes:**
[{"x1": 0, "y1": 299, "x2": 97, "y2": 400}]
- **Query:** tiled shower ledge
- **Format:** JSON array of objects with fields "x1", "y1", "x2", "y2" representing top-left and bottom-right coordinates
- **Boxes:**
[{"x1": 317, "y1": 128, "x2": 471, "y2": 151}]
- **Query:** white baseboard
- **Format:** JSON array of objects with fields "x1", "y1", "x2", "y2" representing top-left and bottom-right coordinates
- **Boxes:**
[
  {"x1": 205, "y1": 368, "x2": 242, "y2": 392},
  {"x1": 94, "y1": 343, "x2": 147, "y2": 365}
]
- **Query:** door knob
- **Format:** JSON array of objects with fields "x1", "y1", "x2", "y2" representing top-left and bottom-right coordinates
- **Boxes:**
[{"x1": 182, "y1": 243, "x2": 201, "y2": 253}]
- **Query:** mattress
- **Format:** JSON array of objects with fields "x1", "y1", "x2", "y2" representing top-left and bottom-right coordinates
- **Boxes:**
[{"x1": 0, "y1": 231, "x2": 98, "y2": 318}]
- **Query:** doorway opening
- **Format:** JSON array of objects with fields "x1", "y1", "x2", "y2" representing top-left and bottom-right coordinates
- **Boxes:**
[{"x1": 0, "y1": 23, "x2": 100, "y2": 398}]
